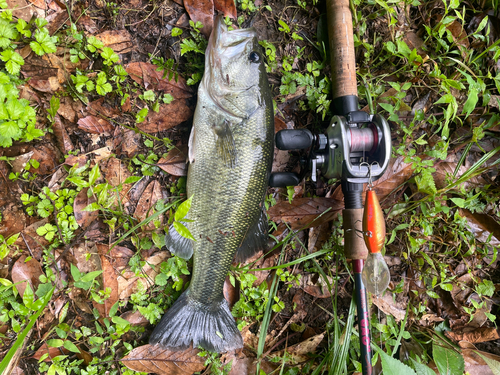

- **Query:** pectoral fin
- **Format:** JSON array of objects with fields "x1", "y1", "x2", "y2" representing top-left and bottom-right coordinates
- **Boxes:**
[
  {"x1": 165, "y1": 222, "x2": 194, "y2": 259},
  {"x1": 213, "y1": 119, "x2": 237, "y2": 168},
  {"x1": 234, "y1": 209, "x2": 269, "y2": 263}
]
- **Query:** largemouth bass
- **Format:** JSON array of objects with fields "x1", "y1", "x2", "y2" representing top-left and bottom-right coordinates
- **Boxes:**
[{"x1": 149, "y1": 16, "x2": 274, "y2": 352}]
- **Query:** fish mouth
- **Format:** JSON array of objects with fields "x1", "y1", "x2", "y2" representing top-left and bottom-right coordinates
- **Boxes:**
[
  {"x1": 204, "y1": 16, "x2": 258, "y2": 118},
  {"x1": 207, "y1": 16, "x2": 257, "y2": 63}
]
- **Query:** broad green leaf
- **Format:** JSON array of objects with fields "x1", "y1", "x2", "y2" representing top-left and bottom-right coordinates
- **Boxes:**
[
  {"x1": 89, "y1": 164, "x2": 100, "y2": 186},
  {"x1": 46, "y1": 339, "x2": 64, "y2": 348},
  {"x1": 462, "y1": 87, "x2": 478, "y2": 118},
  {"x1": 0, "y1": 120, "x2": 20, "y2": 139},
  {"x1": 23, "y1": 282, "x2": 34, "y2": 309},
  {"x1": 80, "y1": 270, "x2": 102, "y2": 282},
  {"x1": 377, "y1": 348, "x2": 417, "y2": 375},
  {"x1": 433, "y1": 339, "x2": 464, "y2": 375},
  {"x1": 172, "y1": 221, "x2": 195, "y2": 241},
  {"x1": 174, "y1": 195, "x2": 193, "y2": 221},
  {"x1": 82, "y1": 202, "x2": 100, "y2": 212},
  {"x1": 70, "y1": 264, "x2": 81, "y2": 281},
  {"x1": 410, "y1": 358, "x2": 435, "y2": 375},
  {"x1": 450, "y1": 198, "x2": 465, "y2": 208},
  {"x1": 63, "y1": 340, "x2": 80, "y2": 353},
  {"x1": 124, "y1": 176, "x2": 141, "y2": 184},
  {"x1": 475, "y1": 351, "x2": 500, "y2": 375}
]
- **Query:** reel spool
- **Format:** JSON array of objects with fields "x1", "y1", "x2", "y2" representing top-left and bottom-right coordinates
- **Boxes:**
[{"x1": 269, "y1": 112, "x2": 391, "y2": 187}]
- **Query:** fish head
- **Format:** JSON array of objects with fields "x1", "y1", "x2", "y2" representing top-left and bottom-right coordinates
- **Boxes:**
[{"x1": 203, "y1": 16, "x2": 268, "y2": 119}]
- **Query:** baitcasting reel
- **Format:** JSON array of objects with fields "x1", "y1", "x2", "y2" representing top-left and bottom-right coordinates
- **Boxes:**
[{"x1": 269, "y1": 110, "x2": 391, "y2": 187}]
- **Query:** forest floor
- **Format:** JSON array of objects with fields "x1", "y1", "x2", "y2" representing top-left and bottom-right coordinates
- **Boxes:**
[{"x1": 0, "y1": 0, "x2": 500, "y2": 374}]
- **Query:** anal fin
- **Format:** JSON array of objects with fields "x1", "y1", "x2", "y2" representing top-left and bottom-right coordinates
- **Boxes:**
[
  {"x1": 165, "y1": 223, "x2": 194, "y2": 260},
  {"x1": 234, "y1": 209, "x2": 269, "y2": 263},
  {"x1": 213, "y1": 119, "x2": 236, "y2": 168}
]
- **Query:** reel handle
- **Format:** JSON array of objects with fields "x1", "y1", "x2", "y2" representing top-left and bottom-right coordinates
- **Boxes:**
[
  {"x1": 269, "y1": 172, "x2": 301, "y2": 188},
  {"x1": 276, "y1": 129, "x2": 314, "y2": 150}
]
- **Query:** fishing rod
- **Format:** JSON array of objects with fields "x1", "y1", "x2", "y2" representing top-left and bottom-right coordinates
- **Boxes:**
[{"x1": 269, "y1": 1, "x2": 391, "y2": 374}]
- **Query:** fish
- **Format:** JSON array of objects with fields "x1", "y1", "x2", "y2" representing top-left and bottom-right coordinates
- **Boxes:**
[{"x1": 149, "y1": 16, "x2": 274, "y2": 353}]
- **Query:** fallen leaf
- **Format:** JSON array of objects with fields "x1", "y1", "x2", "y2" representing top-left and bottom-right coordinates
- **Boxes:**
[
  {"x1": 137, "y1": 100, "x2": 193, "y2": 133},
  {"x1": 184, "y1": 0, "x2": 214, "y2": 39},
  {"x1": 120, "y1": 310, "x2": 149, "y2": 326},
  {"x1": 462, "y1": 347, "x2": 500, "y2": 375},
  {"x1": 117, "y1": 251, "x2": 169, "y2": 299},
  {"x1": 433, "y1": 162, "x2": 485, "y2": 191},
  {"x1": 53, "y1": 115, "x2": 74, "y2": 153},
  {"x1": 300, "y1": 273, "x2": 334, "y2": 298},
  {"x1": 157, "y1": 146, "x2": 188, "y2": 176},
  {"x1": 78, "y1": 116, "x2": 114, "y2": 135},
  {"x1": 446, "y1": 328, "x2": 500, "y2": 344},
  {"x1": 11, "y1": 255, "x2": 43, "y2": 297},
  {"x1": 100, "y1": 158, "x2": 133, "y2": 207},
  {"x1": 134, "y1": 180, "x2": 164, "y2": 230},
  {"x1": 458, "y1": 209, "x2": 500, "y2": 247},
  {"x1": 125, "y1": 62, "x2": 193, "y2": 99},
  {"x1": 223, "y1": 275, "x2": 239, "y2": 310},
  {"x1": 113, "y1": 127, "x2": 141, "y2": 157},
  {"x1": 270, "y1": 332, "x2": 325, "y2": 364},
  {"x1": 214, "y1": 0, "x2": 237, "y2": 19},
  {"x1": 7, "y1": 0, "x2": 33, "y2": 22},
  {"x1": 64, "y1": 154, "x2": 87, "y2": 168},
  {"x1": 95, "y1": 30, "x2": 134, "y2": 54},
  {"x1": 372, "y1": 290, "x2": 407, "y2": 321},
  {"x1": 11, "y1": 367, "x2": 24, "y2": 375},
  {"x1": 121, "y1": 344, "x2": 205, "y2": 374},
  {"x1": 308, "y1": 222, "x2": 331, "y2": 253},
  {"x1": 32, "y1": 343, "x2": 68, "y2": 361},
  {"x1": 94, "y1": 244, "x2": 119, "y2": 318},
  {"x1": 267, "y1": 197, "x2": 343, "y2": 230},
  {"x1": 0, "y1": 203, "x2": 26, "y2": 238},
  {"x1": 73, "y1": 188, "x2": 99, "y2": 229},
  {"x1": 87, "y1": 97, "x2": 122, "y2": 119}
]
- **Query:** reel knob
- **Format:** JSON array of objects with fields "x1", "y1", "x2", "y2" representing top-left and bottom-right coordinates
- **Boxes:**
[
  {"x1": 269, "y1": 172, "x2": 301, "y2": 187},
  {"x1": 276, "y1": 129, "x2": 314, "y2": 150}
]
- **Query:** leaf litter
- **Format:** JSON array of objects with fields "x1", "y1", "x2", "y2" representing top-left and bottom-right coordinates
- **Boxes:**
[{"x1": 1, "y1": 0, "x2": 500, "y2": 373}]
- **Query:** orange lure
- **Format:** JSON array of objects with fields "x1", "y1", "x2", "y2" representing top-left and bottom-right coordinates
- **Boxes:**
[{"x1": 362, "y1": 189, "x2": 386, "y2": 254}]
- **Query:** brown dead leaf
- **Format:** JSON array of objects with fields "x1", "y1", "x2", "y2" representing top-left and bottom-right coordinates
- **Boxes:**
[
  {"x1": 11, "y1": 151, "x2": 34, "y2": 174},
  {"x1": 87, "y1": 97, "x2": 122, "y2": 119},
  {"x1": 214, "y1": 0, "x2": 237, "y2": 19},
  {"x1": 121, "y1": 310, "x2": 149, "y2": 326},
  {"x1": 0, "y1": 203, "x2": 26, "y2": 238},
  {"x1": 53, "y1": 115, "x2": 74, "y2": 153},
  {"x1": 7, "y1": 0, "x2": 33, "y2": 22},
  {"x1": 300, "y1": 273, "x2": 334, "y2": 298},
  {"x1": 11, "y1": 256, "x2": 43, "y2": 297},
  {"x1": 32, "y1": 343, "x2": 68, "y2": 361},
  {"x1": 184, "y1": 0, "x2": 214, "y2": 39},
  {"x1": 11, "y1": 367, "x2": 24, "y2": 375},
  {"x1": 372, "y1": 290, "x2": 407, "y2": 321},
  {"x1": 113, "y1": 127, "x2": 141, "y2": 157},
  {"x1": 308, "y1": 222, "x2": 331, "y2": 253},
  {"x1": 157, "y1": 146, "x2": 188, "y2": 176},
  {"x1": 117, "y1": 251, "x2": 169, "y2": 299},
  {"x1": 223, "y1": 275, "x2": 239, "y2": 310},
  {"x1": 446, "y1": 327, "x2": 500, "y2": 344},
  {"x1": 270, "y1": 333, "x2": 325, "y2": 364},
  {"x1": 125, "y1": 62, "x2": 193, "y2": 99},
  {"x1": 268, "y1": 197, "x2": 343, "y2": 230},
  {"x1": 433, "y1": 162, "x2": 485, "y2": 190},
  {"x1": 458, "y1": 209, "x2": 500, "y2": 247},
  {"x1": 137, "y1": 100, "x2": 193, "y2": 133},
  {"x1": 78, "y1": 116, "x2": 114, "y2": 135},
  {"x1": 73, "y1": 188, "x2": 99, "y2": 229},
  {"x1": 121, "y1": 344, "x2": 205, "y2": 374},
  {"x1": 64, "y1": 154, "x2": 87, "y2": 169},
  {"x1": 94, "y1": 244, "x2": 119, "y2": 318},
  {"x1": 134, "y1": 180, "x2": 164, "y2": 230},
  {"x1": 462, "y1": 348, "x2": 500, "y2": 375},
  {"x1": 95, "y1": 30, "x2": 134, "y2": 54}
]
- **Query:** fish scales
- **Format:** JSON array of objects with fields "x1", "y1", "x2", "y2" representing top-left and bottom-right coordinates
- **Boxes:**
[{"x1": 150, "y1": 16, "x2": 274, "y2": 352}]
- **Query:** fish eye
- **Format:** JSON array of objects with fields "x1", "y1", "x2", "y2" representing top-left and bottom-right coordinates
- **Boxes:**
[{"x1": 249, "y1": 51, "x2": 260, "y2": 63}]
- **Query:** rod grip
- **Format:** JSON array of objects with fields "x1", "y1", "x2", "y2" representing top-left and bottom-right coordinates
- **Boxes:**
[
  {"x1": 326, "y1": 0, "x2": 357, "y2": 100},
  {"x1": 343, "y1": 208, "x2": 368, "y2": 260}
]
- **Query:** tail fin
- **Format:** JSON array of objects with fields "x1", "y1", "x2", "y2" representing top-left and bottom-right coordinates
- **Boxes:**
[{"x1": 149, "y1": 290, "x2": 243, "y2": 353}]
